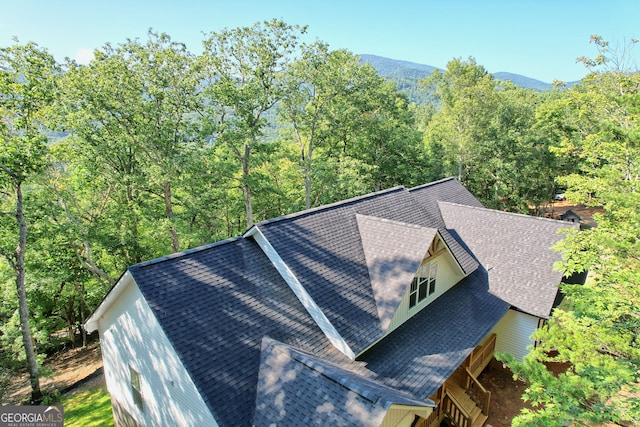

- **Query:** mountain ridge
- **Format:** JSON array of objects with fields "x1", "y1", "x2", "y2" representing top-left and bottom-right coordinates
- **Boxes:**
[{"x1": 359, "y1": 54, "x2": 574, "y2": 103}]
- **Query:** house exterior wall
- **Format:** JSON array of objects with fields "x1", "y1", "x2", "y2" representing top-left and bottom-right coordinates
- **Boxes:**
[
  {"x1": 489, "y1": 308, "x2": 541, "y2": 362},
  {"x1": 381, "y1": 406, "x2": 432, "y2": 427},
  {"x1": 98, "y1": 277, "x2": 219, "y2": 427},
  {"x1": 386, "y1": 251, "x2": 464, "y2": 335}
]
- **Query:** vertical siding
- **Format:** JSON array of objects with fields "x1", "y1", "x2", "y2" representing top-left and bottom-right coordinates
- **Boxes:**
[
  {"x1": 490, "y1": 309, "x2": 540, "y2": 362},
  {"x1": 99, "y1": 278, "x2": 219, "y2": 427},
  {"x1": 386, "y1": 251, "x2": 464, "y2": 336}
]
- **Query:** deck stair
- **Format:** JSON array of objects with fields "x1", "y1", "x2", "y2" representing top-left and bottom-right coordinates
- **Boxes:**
[
  {"x1": 417, "y1": 334, "x2": 496, "y2": 427},
  {"x1": 442, "y1": 383, "x2": 488, "y2": 427}
]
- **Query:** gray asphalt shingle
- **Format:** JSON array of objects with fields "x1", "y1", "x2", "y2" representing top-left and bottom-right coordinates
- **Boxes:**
[
  {"x1": 356, "y1": 214, "x2": 438, "y2": 331},
  {"x1": 254, "y1": 338, "x2": 434, "y2": 427},
  {"x1": 130, "y1": 238, "x2": 361, "y2": 427},
  {"x1": 257, "y1": 184, "x2": 479, "y2": 354},
  {"x1": 438, "y1": 201, "x2": 578, "y2": 318},
  {"x1": 111, "y1": 177, "x2": 571, "y2": 426},
  {"x1": 359, "y1": 268, "x2": 509, "y2": 398}
]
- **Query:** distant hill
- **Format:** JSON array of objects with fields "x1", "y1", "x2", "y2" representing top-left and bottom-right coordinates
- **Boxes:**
[
  {"x1": 359, "y1": 54, "x2": 563, "y2": 104},
  {"x1": 359, "y1": 55, "x2": 441, "y2": 104},
  {"x1": 492, "y1": 72, "x2": 553, "y2": 92}
]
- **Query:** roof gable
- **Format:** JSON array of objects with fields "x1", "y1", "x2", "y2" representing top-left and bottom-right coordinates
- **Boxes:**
[
  {"x1": 356, "y1": 214, "x2": 438, "y2": 331},
  {"x1": 257, "y1": 187, "x2": 430, "y2": 354},
  {"x1": 438, "y1": 201, "x2": 578, "y2": 318},
  {"x1": 408, "y1": 178, "x2": 482, "y2": 274},
  {"x1": 255, "y1": 181, "x2": 481, "y2": 355},
  {"x1": 360, "y1": 268, "x2": 509, "y2": 398}
]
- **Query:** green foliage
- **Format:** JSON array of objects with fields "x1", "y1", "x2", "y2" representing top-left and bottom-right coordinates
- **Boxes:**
[
  {"x1": 501, "y1": 36, "x2": 640, "y2": 426},
  {"x1": 421, "y1": 57, "x2": 560, "y2": 211},
  {"x1": 61, "y1": 386, "x2": 113, "y2": 427},
  {"x1": 0, "y1": 364, "x2": 10, "y2": 401},
  {"x1": 2, "y1": 25, "x2": 639, "y2": 425},
  {"x1": 200, "y1": 19, "x2": 307, "y2": 228},
  {"x1": 0, "y1": 40, "x2": 59, "y2": 402},
  {"x1": 279, "y1": 44, "x2": 426, "y2": 209}
]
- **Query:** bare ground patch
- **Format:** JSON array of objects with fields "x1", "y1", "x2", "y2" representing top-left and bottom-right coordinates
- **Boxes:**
[{"x1": 4, "y1": 338, "x2": 104, "y2": 405}]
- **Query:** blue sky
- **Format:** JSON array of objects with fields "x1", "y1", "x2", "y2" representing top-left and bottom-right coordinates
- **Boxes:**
[{"x1": 1, "y1": 0, "x2": 638, "y2": 82}]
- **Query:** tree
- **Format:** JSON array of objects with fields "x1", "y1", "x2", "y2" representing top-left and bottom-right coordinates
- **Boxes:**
[
  {"x1": 200, "y1": 19, "x2": 306, "y2": 228},
  {"x1": 0, "y1": 42, "x2": 58, "y2": 403},
  {"x1": 280, "y1": 45, "x2": 426, "y2": 209},
  {"x1": 57, "y1": 31, "x2": 201, "y2": 265},
  {"x1": 501, "y1": 36, "x2": 640, "y2": 426},
  {"x1": 421, "y1": 57, "x2": 499, "y2": 182}
]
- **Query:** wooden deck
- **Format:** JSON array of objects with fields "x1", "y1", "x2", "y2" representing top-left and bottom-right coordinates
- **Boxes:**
[{"x1": 416, "y1": 333, "x2": 496, "y2": 427}]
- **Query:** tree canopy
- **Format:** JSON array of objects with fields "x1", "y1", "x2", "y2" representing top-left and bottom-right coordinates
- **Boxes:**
[
  {"x1": 0, "y1": 26, "x2": 638, "y2": 424},
  {"x1": 499, "y1": 36, "x2": 640, "y2": 426}
]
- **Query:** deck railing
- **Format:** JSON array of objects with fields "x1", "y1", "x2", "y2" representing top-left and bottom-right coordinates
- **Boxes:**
[
  {"x1": 415, "y1": 406, "x2": 441, "y2": 427},
  {"x1": 442, "y1": 387, "x2": 472, "y2": 427},
  {"x1": 468, "y1": 333, "x2": 496, "y2": 377},
  {"x1": 465, "y1": 367, "x2": 491, "y2": 415},
  {"x1": 417, "y1": 333, "x2": 497, "y2": 427}
]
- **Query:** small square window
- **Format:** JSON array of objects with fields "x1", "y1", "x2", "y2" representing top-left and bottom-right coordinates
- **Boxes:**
[{"x1": 409, "y1": 292, "x2": 417, "y2": 307}]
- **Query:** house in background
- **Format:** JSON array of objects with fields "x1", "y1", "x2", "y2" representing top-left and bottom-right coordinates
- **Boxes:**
[
  {"x1": 85, "y1": 178, "x2": 577, "y2": 427},
  {"x1": 560, "y1": 209, "x2": 581, "y2": 224}
]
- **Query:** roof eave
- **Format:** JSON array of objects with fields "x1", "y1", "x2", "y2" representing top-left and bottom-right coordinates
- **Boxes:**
[{"x1": 84, "y1": 270, "x2": 133, "y2": 332}]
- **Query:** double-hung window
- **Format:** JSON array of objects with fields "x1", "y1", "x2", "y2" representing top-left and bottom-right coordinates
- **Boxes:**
[
  {"x1": 130, "y1": 366, "x2": 144, "y2": 411},
  {"x1": 409, "y1": 262, "x2": 437, "y2": 308}
]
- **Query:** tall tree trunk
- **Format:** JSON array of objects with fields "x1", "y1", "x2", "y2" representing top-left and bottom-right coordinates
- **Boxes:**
[
  {"x1": 76, "y1": 283, "x2": 88, "y2": 348},
  {"x1": 242, "y1": 145, "x2": 254, "y2": 229},
  {"x1": 163, "y1": 181, "x2": 179, "y2": 252},
  {"x1": 126, "y1": 184, "x2": 143, "y2": 264},
  {"x1": 15, "y1": 182, "x2": 42, "y2": 403},
  {"x1": 303, "y1": 144, "x2": 313, "y2": 210}
]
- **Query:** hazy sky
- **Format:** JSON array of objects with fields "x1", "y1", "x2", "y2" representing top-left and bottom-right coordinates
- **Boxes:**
[{"x1": 1, "y1": 0, "x2": 638, "y2": 82}]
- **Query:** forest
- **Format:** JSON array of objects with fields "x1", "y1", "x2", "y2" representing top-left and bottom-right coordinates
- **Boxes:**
[{"x1": 1, "y1": 19, "x2": 639, "y2": 425}]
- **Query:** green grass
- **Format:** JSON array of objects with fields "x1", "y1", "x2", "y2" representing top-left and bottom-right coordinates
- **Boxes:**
[{"x1": 61, "y1": 386, "x2": 114, "y2": 427}]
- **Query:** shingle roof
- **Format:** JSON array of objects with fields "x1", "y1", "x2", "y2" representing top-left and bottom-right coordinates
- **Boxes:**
[
  {"x1": 359, "y1": 268, "x2": 509, "y2": 398},
  {"x1": 129, "y1": 238, "x2": 362, "y2": 427},
  {"x1": 356, "y1": 214, "x2": 438, "y2": 332},
  {"x1": 438, "y1": 201, "x2": 578, "y2": 318},
  {"x1": 254, "y1": 338, "x2": 433, "y2": 427},
  {"x1": 409, "y1": 178, "x2": 483, "y2": 275},
  {"x1": 409, "y1": 177, "x2": 485, "y2": 210},
  {"x1": 104, "y1": 177, "x2": 573, "y2": 426},
  {"x1": 256, "y1": 184, "x2": 479, "y2": 355}
]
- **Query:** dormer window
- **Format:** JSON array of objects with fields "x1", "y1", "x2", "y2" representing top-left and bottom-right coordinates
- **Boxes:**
[{"x1": 409, "y1": 262, "x2": 438, "y2": 308}]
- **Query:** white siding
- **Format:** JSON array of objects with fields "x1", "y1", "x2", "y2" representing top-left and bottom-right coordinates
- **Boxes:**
[
  {"x1": 385, "y1": 251, "x2": 464, "y2": 335},
  {"x1": 99, "y1": 276, "x2": 219, "y2": 427},
  {"x1": 490, "y1": 309, "x2": 541, "y2": 362}
]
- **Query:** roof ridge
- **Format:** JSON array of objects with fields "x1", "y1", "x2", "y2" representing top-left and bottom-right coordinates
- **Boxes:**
[
  {"x1": 132, "y1": 236, "x2": 244, "y2": 269},
  {"x1": 254, "y1": 186, "x2": 407, "y2": 228},
  {"x1": 265, "y1": 338, "x2": 384, "y2": 404},
  {"x1": 438, "y1": 201, "x2": 579, "y2": 226},
  {"x1": 408, "y1": 176, "x2": 456, "y2": 192},
  {"x1": 355, "y1": 213, "x2": 437, "y2": 232}
]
